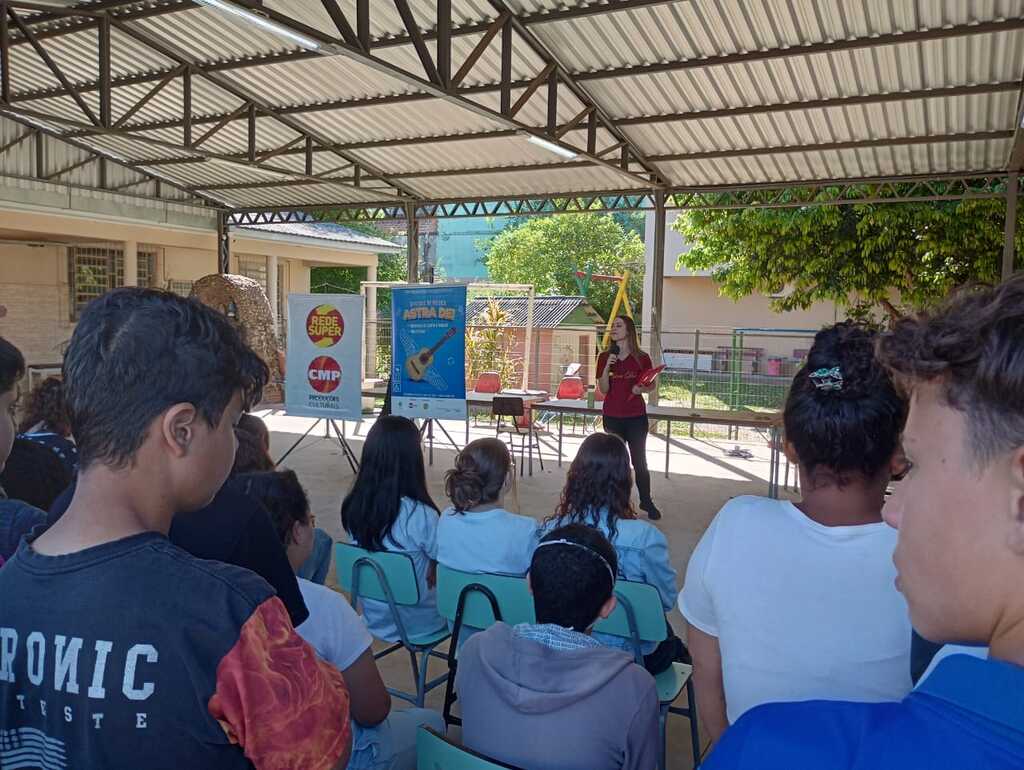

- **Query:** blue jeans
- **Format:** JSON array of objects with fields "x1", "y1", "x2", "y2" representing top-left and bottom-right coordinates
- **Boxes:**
[
  {"x1": 349, "y1": 708, "x2": 445, "y2": 770},
  {"x1": 298, "y1": 527, "x2": 333, "y2": 584}
]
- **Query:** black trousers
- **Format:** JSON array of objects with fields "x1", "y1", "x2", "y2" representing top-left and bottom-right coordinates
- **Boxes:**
[{"x1": 602, "y1": 413, "x2": 653, "y2": 507}]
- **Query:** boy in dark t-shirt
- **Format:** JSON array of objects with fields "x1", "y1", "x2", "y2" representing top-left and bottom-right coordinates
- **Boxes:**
[{"x1": 0, "y1": 289, "x2": 351, "y2": 769}]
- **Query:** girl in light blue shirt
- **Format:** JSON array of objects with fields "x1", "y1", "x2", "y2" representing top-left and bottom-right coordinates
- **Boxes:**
[
  {"x1": 341, "y1": 415, "x2": 447, "y2": 643},
  {"x1": 437, "y1": 438, "x2": 539, "y2": 641},
  {"x1": 542, "y1": 432, "x2": 679, "y2": 669}
]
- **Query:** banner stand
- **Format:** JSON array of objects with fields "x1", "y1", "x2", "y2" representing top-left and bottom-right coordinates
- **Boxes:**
[
  {"x1": 275, "y1": 417, "x2": 359, "y2": 473},
  {"x1": 418, "y1": 418, "x2": 460, "y2": 466}
]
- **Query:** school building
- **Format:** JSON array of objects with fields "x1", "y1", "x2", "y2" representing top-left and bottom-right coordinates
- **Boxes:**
[{"x1": 0, "y1": 176, "x2": 400, "y2": 383}]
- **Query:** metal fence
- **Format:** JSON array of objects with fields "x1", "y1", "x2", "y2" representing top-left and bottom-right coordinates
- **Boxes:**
[{"x1": 363, "y1": 318, "x2": 815, "y2": 414}]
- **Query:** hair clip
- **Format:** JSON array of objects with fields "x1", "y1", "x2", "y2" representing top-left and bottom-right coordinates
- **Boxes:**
[
  {"x1": 810, "y1": 366, "x2": 843, "y2": 392},
  {"x1": 535, "y1": 539, "x2": 616, "y2": 587}
]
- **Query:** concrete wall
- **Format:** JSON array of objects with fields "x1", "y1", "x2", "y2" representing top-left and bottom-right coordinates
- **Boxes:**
[{"x1": 0, "y1": 207, "x2": 382, "y2": 370}]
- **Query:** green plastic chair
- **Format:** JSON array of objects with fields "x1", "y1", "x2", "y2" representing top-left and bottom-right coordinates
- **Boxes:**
[
  {"x1": 435, "y1": 564, "x2": 535, "y2": 726},
  {"x1": 335, "y1": 542, "x2": 450, "y2": 707},
  {"x1": 595, "y1": 579, "x2": 702, "y2": 769},
  {"x1": 416, "y1": 727, "x2": 519, "y2": 769}
]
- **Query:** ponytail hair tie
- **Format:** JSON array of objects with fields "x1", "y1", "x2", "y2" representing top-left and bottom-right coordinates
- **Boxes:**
[{"x1": 810, "y1": 366, "x2": 843, "y2": 392}]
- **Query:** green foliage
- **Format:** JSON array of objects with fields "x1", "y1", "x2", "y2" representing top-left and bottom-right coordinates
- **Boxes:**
[
  {"x1": 675, "y1": 193, "x2": 1022, "y2": 316},
  {"x1": 465, "y1": 299, "x2": 520, "y2": 389},
  {"x1": 483, "y1": 213, "x2": 645, "y2": 321},
  {"x1": 309, "y1": 220, "x2": 405, "y2": 313}
]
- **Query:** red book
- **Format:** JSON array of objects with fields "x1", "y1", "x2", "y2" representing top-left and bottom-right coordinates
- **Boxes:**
[{"x1": 636, "y1": 365, "x2": 665, "y2": 388}]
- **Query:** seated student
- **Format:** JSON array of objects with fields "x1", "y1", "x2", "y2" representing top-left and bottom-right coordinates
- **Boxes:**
[
  {"x1": 680, "y1": 322, "x2": 912, "y2": 744},
  {"x1": 341, "y1": 415, "x2": 447, "y2": 643},
  {"x1": 232, "y1": 416, "x2": 275, "y2": 474},
  {"x1": 0, "y1": 437, "x2": 72, "y2": 510},
  {"x1": 704, "y1": 277, "x2": 1024, "y2": 770},
  {"x1": 542, "y1": 432, "x2": 680, "y2": 672},
  {"x1": 251, "y1": 468, "x2": 445, "y2": 770},
  {"x1": 457, "y1": 524, "x2": 659, "y2": 770},
  {"x1": 0, "y1": 336, "x2": 46, "y2": 563},
  {"x1": 0, "y1": 288, "x2": 351, "y2": 769},
  {"x1": 17, "y1": 375, "x2": 78, "y2": 473},
  {"x1": 437, "y1": 437, "x2": 538, "y2": 575},
  {"x1": 50, "y1": 462, "x2": 310, "y2": 628}
]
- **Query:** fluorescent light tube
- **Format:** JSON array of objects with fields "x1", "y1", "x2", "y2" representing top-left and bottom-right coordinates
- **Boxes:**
[
  {"x1": 526, "y1": 134, "x2": 579, "y2": 160},
  {"x1": 193, "y1": 0, "x2": 322, "y2": 51}
]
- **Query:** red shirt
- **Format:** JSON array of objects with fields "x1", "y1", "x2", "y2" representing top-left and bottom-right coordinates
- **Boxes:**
[{"x1": 598, "y1": 350, "x2": 652, "y2": 418}]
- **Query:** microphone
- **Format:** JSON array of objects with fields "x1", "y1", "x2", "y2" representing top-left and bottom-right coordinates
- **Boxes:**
[{"x1": 609, "y1": 342, "x2": 620, "y2": 356}]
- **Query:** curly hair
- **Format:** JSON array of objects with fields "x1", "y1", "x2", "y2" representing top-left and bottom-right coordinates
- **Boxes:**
[
  {"x1": 877, "y1": 275, "x2": 1024, "y2": 467},
  {"x1": 444, "y1": 437, "x2": 511, "y2": 513},
  {"x1": 18, "y1": 376, "x2": 71, "y2": 436},
  {"x1": 546, "y1": 432, "x2": 635, "y2": 541},
  {"x1": 784, "y1": 321, "x2": 906, "y2": 485}
]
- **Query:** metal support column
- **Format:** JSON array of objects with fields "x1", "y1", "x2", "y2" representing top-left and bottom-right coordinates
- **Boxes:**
[
  {"x1": 1003, "y1": 172, "x2": 1018, "y2": 280},
  {"x1": 648, "y1": 190, "x2": 666, "y2": 406},
  {"x1": 406, "y1": 202, "x2": 420, "y2": 283},
  {"x1": 217, "y1": 212, "x2": 231, "y2": 274}
]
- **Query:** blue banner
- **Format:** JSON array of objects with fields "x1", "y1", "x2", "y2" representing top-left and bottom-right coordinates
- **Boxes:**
[{"x1": 391, "y1": 285, "x2": 467, "y2": 420}]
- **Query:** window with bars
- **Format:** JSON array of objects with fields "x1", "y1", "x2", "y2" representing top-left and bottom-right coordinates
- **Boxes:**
[
  {"x1": 237, "y1": 256, "x2": 268, "y2": 293},
  {"x1": 68, "y1": 245, "x2": 155, "y2": 319},
  {"x1": 167, "y1": 279, "x2": 194, "y2": 298}
]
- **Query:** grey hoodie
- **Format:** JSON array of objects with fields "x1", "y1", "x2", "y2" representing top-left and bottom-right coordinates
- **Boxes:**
[{"x1": 455, "y1": 622, "x2": 660, "y2": 770}]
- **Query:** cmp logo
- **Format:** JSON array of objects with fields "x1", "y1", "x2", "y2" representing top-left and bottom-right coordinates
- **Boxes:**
[
  {"x1": 308, "y1": 356, "x2": 341, "y2": 394},
  {"x1": 306, "y1": 305, "x2": 344, "y2": 348}
]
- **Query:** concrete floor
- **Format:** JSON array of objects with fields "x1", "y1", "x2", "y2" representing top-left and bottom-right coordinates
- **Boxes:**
[{"x1": 259, "y1": 409, "x2": 791, "y2": 769}]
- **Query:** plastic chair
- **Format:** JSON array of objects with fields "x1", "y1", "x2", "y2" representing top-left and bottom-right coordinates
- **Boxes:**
[
  {"x1": 435, "y1": 565, "x2": 535, "y2": 727},
  {"x1": 474, "y1": 372, "x2": 502, "y2": 393},
  {"x1": 335, "y1": 543, "x2": 450, "y2": 707},
  {"x1": 416, "y1": 727, "x2": 519, "y2": 769},
  {"x1": 595, "y1": 580, "x2": 703, "y2": 770},
  {"x1": 555, "y1": 376, "x2": 585, "y2": 399},
  {"x1": 492, "y1": 396, "x2": 544, "y2": 476}
]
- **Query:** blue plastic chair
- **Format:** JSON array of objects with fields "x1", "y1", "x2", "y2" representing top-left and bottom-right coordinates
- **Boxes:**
[
  {"x1": 595, "y1": 579, "x2": 703, "y2": 769},
  {"x1": 435, "y1": 564, "x2": 535, "y2": 726},
  {"x1": 335, "y1": 542, "x2": 450, "y2": 707},
  {"x1": 416, "y1": 727, "x2": 519, "y2": 769}
]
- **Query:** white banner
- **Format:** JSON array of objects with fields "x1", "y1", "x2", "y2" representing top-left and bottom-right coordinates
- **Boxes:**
[{"x1": 284, "y1": 294, "x2": 363, "y2": 420}]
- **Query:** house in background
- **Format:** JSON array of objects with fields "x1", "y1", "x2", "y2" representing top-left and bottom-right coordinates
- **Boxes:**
[
  {"x1": 466, "y1": 295, "x2": 603, "y2": 393},
  {"x1": 436, "y1": 216, "x2": 505, "y2": 280},
  {"x1": 642, "y1": 211, "x2": 840, "y2": 368},
  {"x1": 0, "y1": 178, "x2": 399, "y2": 379}
]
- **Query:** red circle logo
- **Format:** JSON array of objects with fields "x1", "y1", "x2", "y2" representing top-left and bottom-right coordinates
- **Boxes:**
[
  {"x1": 308, "y1": 356, "x2": 341, "y2": 393},
  {"x1": 306, "y1": 305, "x2": 344, "y2": 348}
]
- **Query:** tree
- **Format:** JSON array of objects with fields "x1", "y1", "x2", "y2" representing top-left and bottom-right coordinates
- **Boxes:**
[
  {"x1": 310, "y1": 220, "x2": 405, "y2": 313},
  {"x1": 675, "y1": 194, "x2": 1023, "y2": 320},
  {"x1": 465, "y1": 299, "x2": 519, "y2": 388},
  {"x1": 483, "y1": 213, "x2": 645, "y2": 321}
]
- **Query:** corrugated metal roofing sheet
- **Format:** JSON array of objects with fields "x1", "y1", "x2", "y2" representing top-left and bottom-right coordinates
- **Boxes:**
[
  {"x1": 0, "y1": 0, "x2": 1019, "y2": 210},
  {"x1": 467, "y1": 295, "x2": 601, "y2": 327},
  {"x1": 239, "y1": 220, "x2": 402, "y2": 250}
]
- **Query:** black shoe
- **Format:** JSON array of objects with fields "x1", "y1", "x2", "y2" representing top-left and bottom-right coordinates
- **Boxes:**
[{"x1": 642, "y1": 502, "x2": 662, "y2": 520}]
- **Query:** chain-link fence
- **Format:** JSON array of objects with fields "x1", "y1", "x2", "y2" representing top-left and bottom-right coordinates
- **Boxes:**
[{"x1": 363, "y1": 319, "x2": 814, "y2": 409}]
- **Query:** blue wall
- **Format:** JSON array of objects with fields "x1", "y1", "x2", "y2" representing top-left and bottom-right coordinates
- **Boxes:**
[{"x1": 435, "y1": 216, "x2": 509, "y2": 280}]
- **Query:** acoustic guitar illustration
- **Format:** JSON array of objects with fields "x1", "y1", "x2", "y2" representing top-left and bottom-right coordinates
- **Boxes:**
[{"x1": 405, "y1": 326, "x2": 457, "y2": 381}]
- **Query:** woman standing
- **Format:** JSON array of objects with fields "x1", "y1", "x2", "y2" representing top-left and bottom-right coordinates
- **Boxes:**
[{"x1": 596, "y1": 315, "x2": 660, "y2": 520}]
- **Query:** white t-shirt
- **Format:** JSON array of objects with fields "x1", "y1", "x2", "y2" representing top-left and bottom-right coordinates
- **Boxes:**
[
  {"x1": 679, "y1": 495, "x2": 912, "y2": 723},
  {"x1": 296, "y1": 578, "x2": 373, "y2": 672}
]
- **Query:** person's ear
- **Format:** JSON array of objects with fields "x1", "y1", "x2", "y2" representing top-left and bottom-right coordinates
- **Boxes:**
[
  {"x1": 160, "y1": 403, "x2": 198, "y2": 459},
  {"x1": 597, "y1": 594, "x2": 617, "y2": 620},
  {"x1": 1006, "y1": 447, "x2": 1024, "y2": 556},
  {"x1": 783, "y1": 439, "x2": 799, "y2": 466}
]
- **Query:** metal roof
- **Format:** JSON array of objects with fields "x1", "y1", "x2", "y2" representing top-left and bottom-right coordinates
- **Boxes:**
[
  {"x1": 467, "y1": 294, "x2": 602, "y2": 327},
  {"x1": 0, "y1": 0, "x2": 1020, "y2": 216},
  {"x1": 237, "y1": 219, "x2": 402, "y2": 250}
]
